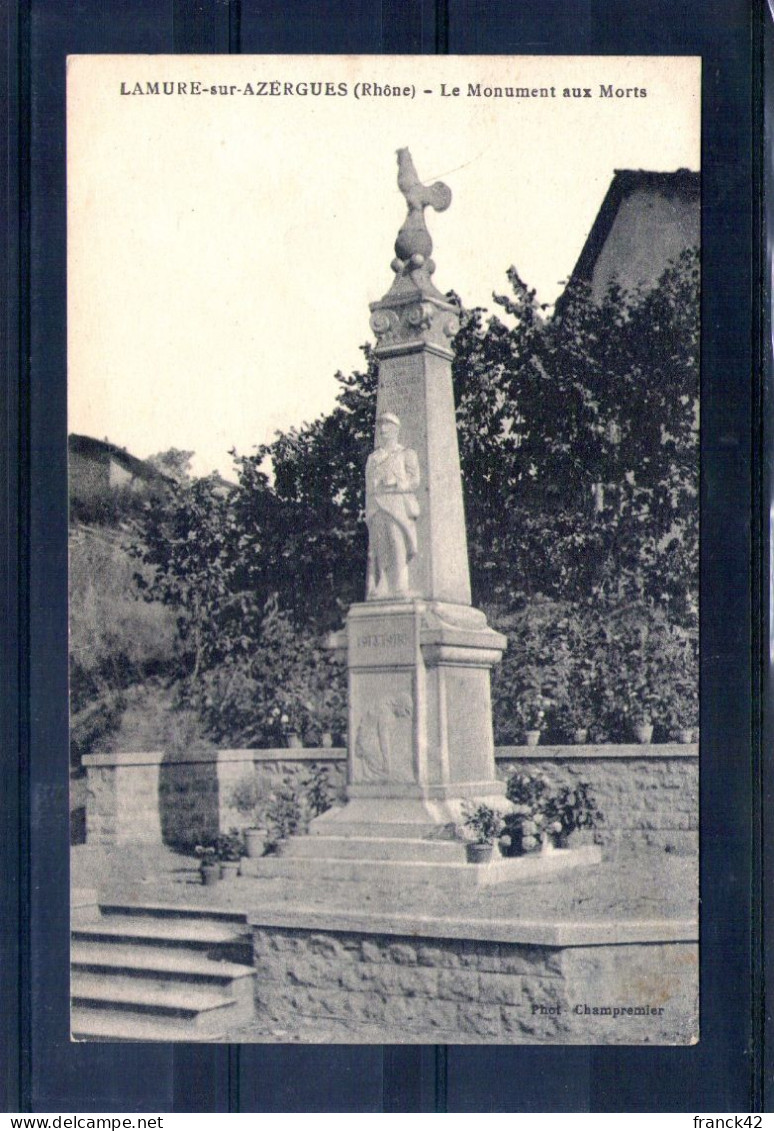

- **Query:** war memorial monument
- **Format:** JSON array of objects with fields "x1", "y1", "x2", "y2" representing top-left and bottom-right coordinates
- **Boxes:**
[{"x1": 73, "y1": 151, "x2": 698, "y2": 1045}]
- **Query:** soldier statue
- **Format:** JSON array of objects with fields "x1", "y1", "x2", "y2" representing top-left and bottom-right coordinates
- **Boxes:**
[{"x1": 365, "y1": 412, "x2": 420, "y2": 600}]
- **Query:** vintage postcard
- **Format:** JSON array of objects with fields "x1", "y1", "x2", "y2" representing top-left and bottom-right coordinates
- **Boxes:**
[{"x1": 67, "y1": 54, "x2": 700, "y2": 1044}]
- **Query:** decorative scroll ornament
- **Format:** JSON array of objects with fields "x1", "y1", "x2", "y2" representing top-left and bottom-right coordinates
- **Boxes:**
[{"x1": 369, "y1": 301, "x2": 449, "y2": 347}]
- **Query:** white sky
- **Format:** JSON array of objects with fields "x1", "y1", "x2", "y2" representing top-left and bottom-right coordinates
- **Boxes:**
[{"x1": 68, "y1": 55, "x2": 700, "y2": 479}]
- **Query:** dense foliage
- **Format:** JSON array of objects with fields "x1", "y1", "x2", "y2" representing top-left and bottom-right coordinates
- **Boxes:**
[{"x1": 122, "y1": 249, "x2": 698, "y2": 746}]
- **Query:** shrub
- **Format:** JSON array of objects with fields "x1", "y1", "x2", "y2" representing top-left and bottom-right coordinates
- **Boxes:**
[
  {"x1": 264, "y1": 786, "x2": 306, "y2": 850},
  {"x1": 502, "y1": 771, "x2": 603, "y2": 854},
  {"x1": 303, "y1": 765, "x2": 336, "y2": 819},
  {"x1": 228, "y1": 774, "x2": 267, "y2": 828}
]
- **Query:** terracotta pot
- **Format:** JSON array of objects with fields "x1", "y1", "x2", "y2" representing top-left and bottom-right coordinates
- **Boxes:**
[
  {"x1": 200, "y1": 863, "x2": 220, "y2": 887},
  {"x1": 244, "y1": 828, "x2": 267, "y2": 858},
  {"x1": 633, "y1": 722, "x2": 654, "y2": 744},
  {"x1": 219, "y1": 861, "x2": 240, "y2": 881},
  {"x1": 465, "y1": 843, "x2": 494, "y2": 865},
  {"x1": 285, "y1": 732, "x2": 303, "y2": 749},
  {"x1": 676, "y1": 727, "x2": 694, "y2": 744},
  {"x1": 572, "y1": 728, "x2": 589, "y2": 744},
  {"x1": 320, "y1": 731, "x2": 334, "y2": 748},
  {"x1": 524, "y1": 730, "x2": 541, "y2": 747}
]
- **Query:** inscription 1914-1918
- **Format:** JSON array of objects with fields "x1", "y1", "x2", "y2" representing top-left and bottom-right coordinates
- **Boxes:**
[
  {"x1": 356, "y1": 632, "x2": 409, "y2": 649},
  {"x1": 350, "y1": 616, "x2": 417, "y2": 667}
]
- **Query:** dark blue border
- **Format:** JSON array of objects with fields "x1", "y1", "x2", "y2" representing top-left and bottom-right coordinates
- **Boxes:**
[{"x1": 11, "y1": 0, "x2": 758, "y2": 1112}]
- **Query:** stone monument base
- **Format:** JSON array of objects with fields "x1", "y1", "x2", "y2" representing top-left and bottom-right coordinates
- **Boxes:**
[
  {"x1": 305, "y1": 788, "x2": 505, "y2": 842},
  {"x1": 330, "y1": 597, "x2": 508, "y2": 840},
  {"x1": 240, "y1": 840, "x2": 601, "y2": 890}
]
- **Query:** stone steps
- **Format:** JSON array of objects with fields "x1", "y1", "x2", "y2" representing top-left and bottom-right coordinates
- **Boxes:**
[
  {"x1": 308, "y1": 821, "x2": 447, "y2": 840},
  {"x1": 73, "y1": 917, "x2": 249, "y2": 949},
  {"x1": 71, "y1": 1008, "x2": 226, "y2": 1043},
  {"x1": 71, "y1": 902, "x2": 256, "y2": 1041},
  {"x1": 242, "y1": 844, "x2": 602, "y2": 889},
  {"x1": 281, "y1": 835, "x2": 465, "y2": 862}
]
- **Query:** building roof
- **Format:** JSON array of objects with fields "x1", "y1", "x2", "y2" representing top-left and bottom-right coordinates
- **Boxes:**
[
  {"x1": 555, "y1": 168, "x2": 700, "y2": 313},
  {"x1": 68, "y1": 434, "x2": 174, "y2": 485}
]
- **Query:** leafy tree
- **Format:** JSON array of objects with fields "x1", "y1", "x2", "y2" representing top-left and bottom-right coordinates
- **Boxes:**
[
  {"x1": 146, "y1": 447, "x2": 196, "y2": 483},
  {"x1": 129, "y1": 251, "x2": 698, "y2": 743},
  {"x1": 454, "y1": 248, "x2": 698, "y2": 629}
]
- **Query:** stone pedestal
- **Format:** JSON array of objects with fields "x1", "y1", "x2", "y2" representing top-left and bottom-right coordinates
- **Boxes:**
[{"x1": 319, "y1": 599, "x2": 506, "y2": 839}]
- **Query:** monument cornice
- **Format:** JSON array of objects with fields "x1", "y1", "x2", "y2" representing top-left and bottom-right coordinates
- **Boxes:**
[
  {"x1": 372, "y1": 340, "x2": 455, "y2": 362},
  {"x1": 369, "y1": 292, "x2": 460, "y2": 356}
]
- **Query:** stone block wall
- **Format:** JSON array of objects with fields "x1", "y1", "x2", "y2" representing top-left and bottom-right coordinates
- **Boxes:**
[
  {"x1": 83, "y1": 744, "x2": 696, "y2": 852},
  {"x1": 83, "y1": 748, "x2": 347, "y2": 848},
  {"x1": 497, "y1": 745, "x2": 698, "y2": 855},
  {"x1": 250, "y1": 924, "x2": 698, "y2": 1044},
  {"x1": 85, "y1": 756, "x2": 164, "y2": 845},
  {"x1": 249, "y1": 749, "x2": 347, "y2": 807}
]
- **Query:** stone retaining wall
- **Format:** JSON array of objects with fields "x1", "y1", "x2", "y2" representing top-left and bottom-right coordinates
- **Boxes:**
[
  {"x1": 497, "y1": 746, "x2": 698, "y2": 855},
  {"x1": 250, "y1": 922, "x2": 698, "y2": 1043},
  {"x1": 82, "y1": 744, "x2": 697, "y2": 852}
]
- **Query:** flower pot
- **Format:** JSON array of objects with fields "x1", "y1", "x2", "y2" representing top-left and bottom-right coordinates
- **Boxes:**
[
  {"x1": 465, "y1": 843, "x2": 494, "y2": 865},
  {"x1": 524, "y1": 730, "x2": 541, "y2": 747},
  {"x1": 572, "y1": 728, "x2": 589, "y2": 744},
  {"x1": 320, "y1": 731, "x2": 334, "y2": 748},
  {"x1": 633, "y1": 722, "x2": 653, "y2": 744},
  {"x1": 285, "y1": 732, "x2": 303, "y2": 749},
  {"x1": 244, "y1": 828, "x2": 267, "y2": 858},
  {"x1": 220, "y1": 861, "x2": 240, "y2": 881},
  {"x1": 200, "y1": 863, "x2": 220, "y2": 887},
  {"x1": 676, "y1": 727, "x2": 694, "y2": 744}
]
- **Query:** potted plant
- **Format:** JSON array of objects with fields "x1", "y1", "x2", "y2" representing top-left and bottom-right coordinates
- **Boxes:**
[
  {"x1": 610, "y1": 611, "x2": 698, "y2": 744},
  {"x1": 215, "y1": 829, "x2": 246, "y2": 879},
  {"x1": 228, "y1": 774, "x2": 270, "y2": 857},
  {"x1": 519, "y1": 693, "x2": 550, "y2": 746},
  {"x1": 554, "y1": 663, "x2": 598, "y2": 744},
  {"x1": 501, "y1": 772, "x2": 551, "y2": 855},
  {"x1": 554, "y1": 697, "x2": 594, "y2": 744},
  {"x1": 490, "y1": 604, "x2": 568, "y2": 748},
  {"x1": 460, "y1": 801, "x2": 505, "y2": 864},
  {"x1": 543, "y1": 782, "x2": 604, "y2": 848},
  {"x1": 618, "y1": 669, "x2": 659, "y2": 743},
  {"x1": 628, "y1": 705, "x2": 654, "y2": 744},
  {"x1": 501, "y1": 771, "x2": 604, "y2": 854},
  {"x1": 267, "y1": 701, "x2": 306, "y2": 748},
  {"x1": 194, "y1": 844, "x2": 220, "y2": 887},
  {"x1": 265, "y1": 784, "x2": 305, "y2": 855}
]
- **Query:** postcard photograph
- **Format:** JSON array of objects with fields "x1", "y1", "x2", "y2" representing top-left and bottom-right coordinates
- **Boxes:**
[{"x1": 67, "y1": 54, "x2": 700, "y2": 1044}]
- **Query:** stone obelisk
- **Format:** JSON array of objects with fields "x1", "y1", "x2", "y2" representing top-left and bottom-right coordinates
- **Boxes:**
[{"x1": 319, "y1": 149, "x2": 507, "y2": 839}]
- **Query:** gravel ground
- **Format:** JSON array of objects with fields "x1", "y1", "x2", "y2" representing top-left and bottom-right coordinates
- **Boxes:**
[{"x1": 72, "y1": 842, "x2": 697, "y2": 925}]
